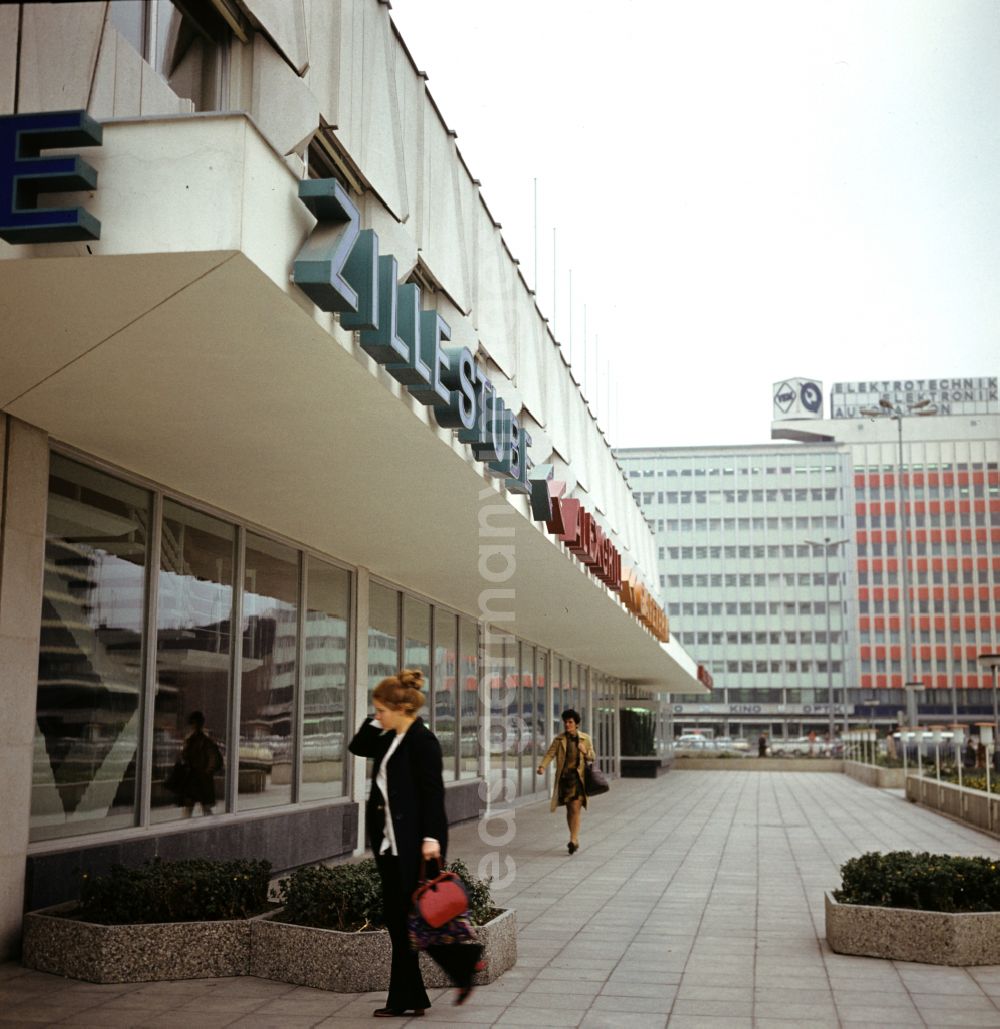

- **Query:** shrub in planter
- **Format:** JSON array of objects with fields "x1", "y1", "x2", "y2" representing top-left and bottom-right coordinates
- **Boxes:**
[
  {"x1": 276, "y1": 857, "x2": 495, "y2": 931},
  {"x1": 23, "y1": 858, "x2": 272, "y2": 983},
  {"x1": 253, "y1": 857, "x2": 515, "y2": 992},
  {"x1": 79, "y1": 857, "x2": 272, "y2": 924},
  {"x1": 834, "y1": 851, "x2": 1000, "y2": 913},
  {"x1": 827, "y1": 850, "x2": 1000, "y2": 965}
]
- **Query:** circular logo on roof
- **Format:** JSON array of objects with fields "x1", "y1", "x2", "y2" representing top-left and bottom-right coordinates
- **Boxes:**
[
  {"x1": 800, "y1": 381, "x2": 822, "y2": 413},
  {"x1": 773, "y1": 381, "x2": 796, "y2": 413}
]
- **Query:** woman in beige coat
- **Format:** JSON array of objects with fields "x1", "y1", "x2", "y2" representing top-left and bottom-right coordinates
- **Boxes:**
[{"x1": 536, "y1": 709, "x2": 596, "y2": 855}]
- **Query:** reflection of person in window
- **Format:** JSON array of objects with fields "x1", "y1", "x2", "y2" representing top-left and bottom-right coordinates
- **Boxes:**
[{"x1": 180, "y1": 711, "x2": 223, "y2": 816}]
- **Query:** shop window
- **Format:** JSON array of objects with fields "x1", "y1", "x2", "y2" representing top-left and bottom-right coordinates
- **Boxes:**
[
  {"x1": 433, "y1": 607, "x2": 458, "y2": 782},
  {"x1": 32, "y1": 456, "x2": 152, "y2": 842},
  {"x1": 402, "y1": 595, "x2": 431, "y2": 683},
  {"x1": 459, "y1": 617, "x2": 479, "y2": 780},
  {"x1": 152, "y1": 500, "x2": 235, "y2": 825},
  {"x1": 368, "y1": 581, "x2": 400, "y2": 692},
  {"x1": 238, "y1": 534, "x2": 299, "y2": 811},
  {"x1": 301, "y1": 558, "x2": 351, "y2": 801},
  {"x1": 519, "y1": 645, "x2": 537, "y2": 796}
]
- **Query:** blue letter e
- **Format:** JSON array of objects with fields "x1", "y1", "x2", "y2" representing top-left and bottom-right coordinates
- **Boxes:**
[{"x1": 0, "y1": 110, "x2": 103, "y2": 244}]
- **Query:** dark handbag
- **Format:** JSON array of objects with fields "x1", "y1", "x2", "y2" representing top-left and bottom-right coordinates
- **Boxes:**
[
  {"x1": 584, "y1": 761, "x2": 610, "y2": 796},
  {"x1": 407, "y1": 861, "x2": 476, "y2": 951}
]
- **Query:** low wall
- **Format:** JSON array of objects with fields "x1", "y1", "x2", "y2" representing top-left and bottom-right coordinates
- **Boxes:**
[
  {"x1": 906, "y1": 775, "x2": 1000, "y2": 835},
  {"x1": 672, "y1": 757, "x2": 843, "y2": 772},
  {"x1": 843, "y1": 761, "x2": 905, "y2": 789}
]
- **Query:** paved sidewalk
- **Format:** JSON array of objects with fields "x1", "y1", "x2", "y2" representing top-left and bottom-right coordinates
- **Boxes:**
[{"x1": 4, "y1": 771, "x2": 1000, "y2": 1028}]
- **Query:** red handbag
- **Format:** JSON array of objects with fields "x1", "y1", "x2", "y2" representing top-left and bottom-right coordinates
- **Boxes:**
[{"x1": 411, "y1": 861, "x2": 469, "y2": 928}]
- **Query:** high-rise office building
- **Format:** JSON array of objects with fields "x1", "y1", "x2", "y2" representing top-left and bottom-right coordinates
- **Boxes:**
[
  {"x1": 616, "y1": 444, "x2": 855, "y2": 740},
  {"x1": 617, "y1": 373, "x2": 1000, "y2": 740}
]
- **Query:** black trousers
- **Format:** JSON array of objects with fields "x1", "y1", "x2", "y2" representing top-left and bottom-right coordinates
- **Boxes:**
[{"x1": 375, "y1": 853, "x2": 483, "y2": 1012}]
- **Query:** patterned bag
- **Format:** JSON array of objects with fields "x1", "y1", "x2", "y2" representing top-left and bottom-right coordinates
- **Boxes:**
[
  {"x1": 407, "y1": 861, "x2": 477, "y2": 951},
  {"x1": 407, "y1": 906, "x2": 477, "y2": 950}
]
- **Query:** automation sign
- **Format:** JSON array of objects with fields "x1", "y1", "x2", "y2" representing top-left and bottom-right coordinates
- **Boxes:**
[{"x1": 0, "y1": 111, "x2": 669, "y2": 642}]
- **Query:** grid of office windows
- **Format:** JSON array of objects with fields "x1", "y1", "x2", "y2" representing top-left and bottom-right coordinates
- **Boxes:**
[
  {"x1": 851, "y1": 441, "x2": 1000, "y2": 697},
  {"x1": 615, "y1": 445, "x2": 856, "y2": 735}
]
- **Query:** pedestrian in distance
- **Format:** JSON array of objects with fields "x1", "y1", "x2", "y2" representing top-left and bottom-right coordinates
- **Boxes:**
[
  {"x1": 757, "y1": 731, "x2": 768, "y2": 758},
  {"x1": 349, "y1": 669, "x2": 483, "y2": 1019},
  {"x1": 536, "y1": 708, "x2": 596, "y2": 856}
]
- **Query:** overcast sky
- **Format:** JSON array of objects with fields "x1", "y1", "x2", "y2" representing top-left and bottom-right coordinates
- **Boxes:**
[{"x1": 389, "y1": 0, "x2": 1000, "y2": 448}]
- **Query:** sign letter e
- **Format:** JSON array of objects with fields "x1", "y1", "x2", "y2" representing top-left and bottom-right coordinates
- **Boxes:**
[{"x1": 0, "y1": 110, "x2": 103, "y2": 244}]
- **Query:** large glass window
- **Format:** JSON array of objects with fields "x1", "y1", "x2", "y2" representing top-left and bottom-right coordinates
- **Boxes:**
[
  {"x1": 403, "y1": 595, "x2": 431, "y2": 681},
  {"x1": 34, "y1": 453, "x2": 359, "y2": 842},
  {"x1": 459, "y1": 617, "x2": 479, "y2": 779},
  {"x1": 520, "y1": 646, "x2": 536, "y2": 795},
  {"x1": 33, "y1": 456, "x2": 151, "y2": 841},
  {"x1": 368, "y1": 581, "x2": 399, "y2": 694},
  {"x1": 152, "y1": 501, "x2": 234, "y2": 823},
  {"x1": 239, "y1": 534, "x2": 299, "y2": 810},
  {"x1": 434, "y1": 608, "x2": 458, "y2": 781},
  {"x1": 301, "y1": 558, "x2": 351, "y2": 801}
]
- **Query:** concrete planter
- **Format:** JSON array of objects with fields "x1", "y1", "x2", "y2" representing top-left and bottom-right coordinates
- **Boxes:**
[
  {"x1": 844, "y1": 761, "x2": 905, "y2": 788},
  {"x1": 21, "y1": 902, "x2": 254, "y2": 982},
  {"x1": 674, "y1": 756, "x2": 843, "y2": 772},
  {"x1": 906, "y1": 775, "x2": 1000, "y2": 835},
  {"x1": 250, "y1": 907, "x2": 517, "y2": 992},
  {"x1": 825, "y1": 891, "x2": 1000, "y2": 966}
]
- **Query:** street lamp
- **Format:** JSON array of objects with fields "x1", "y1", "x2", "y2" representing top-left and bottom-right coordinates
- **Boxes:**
[
  {"x1": 903, "y1": 679, "x2": 925, "y2": 729},
  {"x1": 804, "y1": 536, "x2": 850, "y2": 743},
  {"x1": 977, "y1": 653, "x2": 1000, "y2": 745},
  {"x1": 859, "y1": 396, "x2": 938, "y2": 726}
]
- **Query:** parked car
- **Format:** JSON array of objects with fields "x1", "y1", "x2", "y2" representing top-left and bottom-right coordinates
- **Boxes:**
[
  {"x1": 769, "y1": 736, "x2": 834, "y2": 757},
  {"x1": 675, "y1": 734, "x2": 715, "y2": 751}
]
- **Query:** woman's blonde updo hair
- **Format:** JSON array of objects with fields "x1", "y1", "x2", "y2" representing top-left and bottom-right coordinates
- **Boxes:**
[{"x1": 373, "y1": 668, "x2": 426, "y2": 715}]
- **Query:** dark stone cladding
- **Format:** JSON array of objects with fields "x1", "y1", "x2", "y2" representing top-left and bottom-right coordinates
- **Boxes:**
[
  {"x1": 24, "y1": 801, "x2": 359, "y2": 913},
  {"x1": 444, "y1": 778, "x2": 486, "y2": 827}
]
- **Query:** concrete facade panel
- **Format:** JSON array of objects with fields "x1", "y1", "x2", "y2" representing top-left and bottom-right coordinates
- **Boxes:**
[{"x1": 19, "y1": 1, "x2": 106, "y2": 112}]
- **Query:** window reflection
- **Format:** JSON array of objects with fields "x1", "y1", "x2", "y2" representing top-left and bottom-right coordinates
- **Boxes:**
[
  {"x1": 152, "y1": 501, "x2": 233, "y2": 823},
  {"x1": 434, "y1": 608, "x2": 457, "y2": 781},
  {"x1": 239, "y1": 534, "x2": 298, "y2": 810},
  {"x1": 301, "y1": 558, "x2": 351, "y2": 801},
  {"x1": 32, "y1": 456, "x2": 150, "y2": 841},
  {"x1": 459, "y1": 617, "x2": 479, "y2": 779},
  {"x1": 368, "y1": 582, "x2": 399, "y2": 695}
]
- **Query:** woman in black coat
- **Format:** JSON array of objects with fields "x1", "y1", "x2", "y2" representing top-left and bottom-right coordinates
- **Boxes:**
[{"x1": 349, "y1": 669, "x2": 483, "y2": 1018}]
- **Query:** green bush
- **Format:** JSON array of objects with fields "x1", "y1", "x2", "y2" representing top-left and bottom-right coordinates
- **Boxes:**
[
  {"x1": 834, "y1": 851, "x2": 1000, "y2": 913},
  {"x1": 78, "y1": 858, "x2": 272, "y2": 925},
  {"x1": 278, "y1": 857, "x2": 495, "y2": 932}
]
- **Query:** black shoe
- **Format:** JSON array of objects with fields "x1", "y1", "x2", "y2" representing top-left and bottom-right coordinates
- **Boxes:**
[
  {"x1": 567, "y1": 841, "x2": 578, "y2": 855},
  {"x1": 373, "y1": 1008, "x2": 425, "y2": 1018},
  {"x1": 455, "y1": 960, "x2": 487, "y2": 1006}
]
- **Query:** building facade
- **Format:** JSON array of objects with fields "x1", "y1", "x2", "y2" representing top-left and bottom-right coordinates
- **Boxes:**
[
  {"x1": 615, "y1": 444, "x2": 857, "y2": 740},
  {"x1": 615, "y1": 375, "x2": 999, "y2": 741},
  {"x1": 776, "y1": 377, "x2": 1000, "y2": 725},
  {"x1": 0, "y1": 0, "x2": 703, "y2": 958}
]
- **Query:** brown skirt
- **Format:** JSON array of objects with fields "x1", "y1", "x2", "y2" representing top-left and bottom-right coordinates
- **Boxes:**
[{"x1": 557, "y1": 770, "x2": 584, "y2": 806}]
